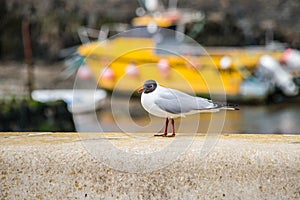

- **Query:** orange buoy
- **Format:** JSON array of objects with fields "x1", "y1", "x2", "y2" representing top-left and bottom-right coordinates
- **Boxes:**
[
  {"x1": 158, "y1": 58, "x2": 171, "y2": 78},
  {"x1": 101, "y1": 66, "x2": 115, "y2": 80},
  {"x1": 125, "y1": 62, "x2": 139, "y2": 77},
  {"x1": 78, "y1": 64, "x2": 92, "y2": 80}
]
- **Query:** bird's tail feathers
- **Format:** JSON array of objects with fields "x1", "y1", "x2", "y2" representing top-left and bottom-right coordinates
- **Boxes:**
[{"x1": 215, "y1": 103, "x2": 239, "y2": 110}]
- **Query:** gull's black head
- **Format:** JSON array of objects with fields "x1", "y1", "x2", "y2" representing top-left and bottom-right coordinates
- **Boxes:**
[{"x1": 138, "y1": 80, "x2": 158, "y2": 94}]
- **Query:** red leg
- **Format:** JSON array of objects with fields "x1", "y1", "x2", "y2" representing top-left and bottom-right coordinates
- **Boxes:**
[
  {"x1": 164, "y1": 118, "x2": 169, "y2": 135},
  {"x1": 168, "y1": 118, "x2": 175, "y2": 137},
  {"x1": 154, "y1": 118, "x2": 169, "y2": 137}
]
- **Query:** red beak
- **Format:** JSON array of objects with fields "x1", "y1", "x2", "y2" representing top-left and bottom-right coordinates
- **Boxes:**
[{"x1": 138, "y1": 88, "x2": 145, "y2": 93}]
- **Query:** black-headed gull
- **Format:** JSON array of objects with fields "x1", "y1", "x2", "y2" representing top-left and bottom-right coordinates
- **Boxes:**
[{"x1": 138, "y1": 80, "x2": 238, "y2": 137}]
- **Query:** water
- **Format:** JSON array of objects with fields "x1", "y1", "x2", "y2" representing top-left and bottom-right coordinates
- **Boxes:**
[
  {"x1": 234, "y1": 104, "x2": 300, "y2": 134},
  {"x1": 74, "y1": 97, "x2": 300, "y2": 134}
]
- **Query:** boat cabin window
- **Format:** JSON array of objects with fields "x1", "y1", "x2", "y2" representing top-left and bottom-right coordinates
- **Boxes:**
[
  {"x1": 120, "y1": 27, "x2": 153, "y2": 38},
  {"x1": 155, "y1": 39, "x2": 204, "y2": 56}
]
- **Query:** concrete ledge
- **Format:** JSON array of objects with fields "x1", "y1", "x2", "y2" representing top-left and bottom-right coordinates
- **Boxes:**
[{"x1": 0, "y1": 132, "x2": 299, "y2": 199}]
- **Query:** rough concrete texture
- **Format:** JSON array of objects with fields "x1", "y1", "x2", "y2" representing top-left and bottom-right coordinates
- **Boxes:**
[{"x1": 0, "y1": 132, "x2": 299, "y2": 199}]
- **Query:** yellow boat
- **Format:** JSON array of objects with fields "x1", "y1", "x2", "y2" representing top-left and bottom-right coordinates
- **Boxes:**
[{"x1": 74, "y1": 0, "x2": 296, "y2": 102}]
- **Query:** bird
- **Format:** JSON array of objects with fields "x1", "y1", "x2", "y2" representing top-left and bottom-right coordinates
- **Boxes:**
[{"x1": 138, "y1": 80, "x2": 238, "y2": 137}]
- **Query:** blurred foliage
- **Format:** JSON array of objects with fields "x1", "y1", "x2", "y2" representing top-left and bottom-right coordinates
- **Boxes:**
[
  {"x1": 0, "y1": 0, "x2": 135, "y2": 61},
  {"x1": 0, "y1": 0, "x2": 299, "y2": 61},
  {"x1": 194, "y1": 14, "x2": 246, "y2": 46},
  {"x1": 0, "y1": 99, "x2": 75, "y2": 132}
]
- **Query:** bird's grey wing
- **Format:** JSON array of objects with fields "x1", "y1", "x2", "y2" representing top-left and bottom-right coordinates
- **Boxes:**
[{"x1": 155, "y1": 88, "x2": 215, "y2": 114}]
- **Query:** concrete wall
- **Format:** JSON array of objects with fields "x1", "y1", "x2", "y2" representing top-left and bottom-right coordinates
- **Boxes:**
[{"x1": 0, "y1": 132, "x2": 299, "y2": 199}]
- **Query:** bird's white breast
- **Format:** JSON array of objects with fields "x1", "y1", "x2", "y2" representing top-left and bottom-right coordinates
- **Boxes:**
[{"x1": 141, "y1": 86, "x2": 179, "y2": 118}]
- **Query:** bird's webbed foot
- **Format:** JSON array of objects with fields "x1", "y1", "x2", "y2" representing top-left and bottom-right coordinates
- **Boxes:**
[{"x1": 154, "y1": 133, "x2": 167, "y2": 137}]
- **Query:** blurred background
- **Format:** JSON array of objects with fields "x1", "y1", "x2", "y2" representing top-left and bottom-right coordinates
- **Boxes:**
[{"x1": 0, "y1": 0, "x2": 300, "y2": 133}]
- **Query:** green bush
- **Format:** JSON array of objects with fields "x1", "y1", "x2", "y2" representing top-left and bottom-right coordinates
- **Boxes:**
[{"x1": 0, "y1": 99, "x2": 75, "y2": 132}]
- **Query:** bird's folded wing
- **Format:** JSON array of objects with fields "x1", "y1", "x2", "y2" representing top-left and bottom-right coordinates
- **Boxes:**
[{"x1": 155, "y1": 88, "x2": 215, "y2": 114}]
